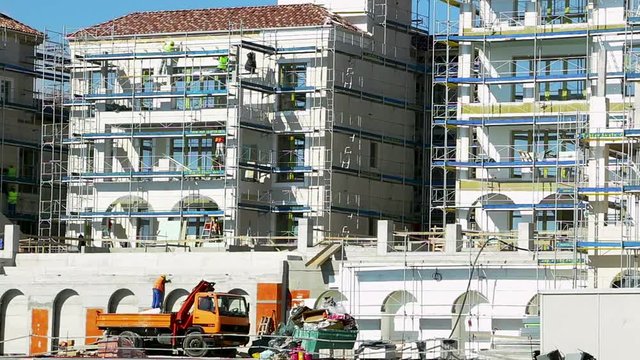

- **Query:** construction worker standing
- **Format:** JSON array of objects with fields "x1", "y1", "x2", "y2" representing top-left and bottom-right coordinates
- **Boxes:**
[
  {"x1": 160, "y1": 40, "x2": 176, "y2": 75},
  {"x1": 152, "y1": 274, "x2": 171, "y2": 310},
  {"x1": 7, "y1": 186, "x2": 18, "y2": 216}
]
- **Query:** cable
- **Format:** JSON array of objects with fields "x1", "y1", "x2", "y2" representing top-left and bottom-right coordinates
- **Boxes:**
[{"x1": 448, "y1": 238, "x2": 530, "y2": 340}]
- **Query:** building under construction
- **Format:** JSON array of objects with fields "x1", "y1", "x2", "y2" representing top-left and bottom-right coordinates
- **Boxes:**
[
  {"x1": 43, "y1": 0, "x2": 430, "y2": 245},
  {"x1": 431, "y1": 0, "x2": 640, "y2": 287}
]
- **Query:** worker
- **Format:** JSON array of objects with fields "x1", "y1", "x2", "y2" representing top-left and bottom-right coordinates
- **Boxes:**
[
  {"x1": 77, "y1": 234, "x2": 86, "y2": 251},
  {"x1": 217, "y1": 55, "x2": 229, "y2": 71},
  {"x1": 7, "y1": 165, "x2": 16, "y2": 178},
  {"x1": 160, "y1": 40, "x2": 176, "y2": 75},
  {"x1": 152, "y1": 274, "x2": 171, "y2": 309},
  {"x1": 7, "y1": 186, "x2": 18, "y2": 216}
]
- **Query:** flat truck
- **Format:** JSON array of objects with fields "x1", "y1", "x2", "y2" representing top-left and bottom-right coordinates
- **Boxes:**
[{"x1": 96, "y1": 280, "x2": 250, "y2": 357}]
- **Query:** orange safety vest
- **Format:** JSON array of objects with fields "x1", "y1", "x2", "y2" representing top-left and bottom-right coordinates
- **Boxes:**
[{"x1": 153, "y1": 276, "x2": 166, "y2": 292}]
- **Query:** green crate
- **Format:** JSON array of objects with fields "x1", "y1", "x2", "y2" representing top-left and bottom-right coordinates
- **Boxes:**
[{"x1": 293, "y1": 328, "x2": 358, "y2": 353}]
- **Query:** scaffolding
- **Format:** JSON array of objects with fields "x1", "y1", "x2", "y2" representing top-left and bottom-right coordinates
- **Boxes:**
[
  {"x1": 426, "y1": 0, "x2": 640, "y2": 287},
  {"x1": 37, "y1": 2, "x2": 429, "y2": 245}
]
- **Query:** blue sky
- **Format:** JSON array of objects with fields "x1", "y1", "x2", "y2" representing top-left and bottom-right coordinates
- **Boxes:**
[{"x1": 3, "y1": 0, "x2": 276, "y2": 33}]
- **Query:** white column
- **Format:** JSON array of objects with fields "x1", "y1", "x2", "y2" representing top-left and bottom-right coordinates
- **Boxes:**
[
  {"x1": 377, "y1": 220, "x2": 393, "y2": 255},
  {"x1": 296, "y1": 218, "x2": 313, "y2": 253},
  {"x1": 0, "y1": 224, "x2": 21, "y2": 263},
  {"x1": 445, "y1": 223, "x2": 462, "y2": 253}
]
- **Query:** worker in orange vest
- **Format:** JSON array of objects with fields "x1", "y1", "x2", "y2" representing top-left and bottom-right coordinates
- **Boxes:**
[{"x1": 152, "y1": 275, "x2": 171, "y2": 309}]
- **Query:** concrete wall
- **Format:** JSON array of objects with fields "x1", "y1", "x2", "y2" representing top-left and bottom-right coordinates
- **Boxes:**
[{"x1": 540, "y1": 289, "x2": 640, "y2": 358}]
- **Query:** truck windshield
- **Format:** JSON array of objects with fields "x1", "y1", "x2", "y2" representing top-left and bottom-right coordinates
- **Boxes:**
[{"x1": 216, "y1": 295, "x2": 248, "y2": 317}]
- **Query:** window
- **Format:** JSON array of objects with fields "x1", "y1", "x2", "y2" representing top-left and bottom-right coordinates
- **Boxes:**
[
  {"x1": 277, "y1": 135, "x2": 305, "y2": 182},
  {"x1": 276, "y1": 213, "x2": 300, "y2": 236},
  {"x1": 370, "y1": 142, "x2": 379, "y2": 169},
  {"x1": 19, "y1": 148, "x2": 37, "y2": 179},
  {"x1": 171, "y1": 138, "x2": 218, "y2": 172},
  {"x1": 542, "y1": 0, "x2": 587, "y2": 24},
  {"x1": 278, "y1": 63, "x2": 307, "y2": 111},
  {"x1": 198, "y1": 296, "x2": 215, "y2": 312},
  {"x1": 174, "y1": 67, "x2": 226, "y2": 110},
  {"x1": 0, "y1": 79, "x2": 12, "y2": 103},
  {"x1": 89, "y1": 70, "x2": 116, "y2": 94},
  {"x1": 511, "y1": 129, "x2": 576, "y2": 179},
  {"x1": 217, "y1": 295, "x2": 248, "y2": 317},
  {"x1": 138, "y1": 69, "x2": 155, "y2": 110},
  {"x1": 139, "y1": 139, "x2": 153, "y2": 172}
]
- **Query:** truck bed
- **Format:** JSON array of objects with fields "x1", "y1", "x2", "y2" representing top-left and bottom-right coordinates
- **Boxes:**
[{"x1": 96, "y1": 313, "x2": 173, "y2": 329}]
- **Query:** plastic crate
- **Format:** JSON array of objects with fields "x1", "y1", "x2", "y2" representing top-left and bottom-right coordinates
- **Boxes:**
[{"x1": 293, "y1": 328, "x2": 358, "y2": 353}]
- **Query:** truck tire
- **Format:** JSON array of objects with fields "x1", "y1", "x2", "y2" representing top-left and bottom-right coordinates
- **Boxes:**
[
  {"x1": 119, "y1": 330, "x2": 143, "y2": 350},
  {"x1": 183, "y1": 331, "x2": 208, "y2": 357}
]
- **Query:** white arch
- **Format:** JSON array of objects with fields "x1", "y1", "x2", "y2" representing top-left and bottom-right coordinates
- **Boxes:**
[
  {"x1": 525, "y1": 294, "x2": 540, "y2": 316},
  {"x1": 164, "y1": 289, "x2": 190, "y2": 313},
  {"x1": 451, "y1": 290, "x2": 490, "y2": 346},
  {"x1": 0, "y1": 289, "x2": 28, "y2": 356},
  {"x1": 381, "y1": 290, "x2": 418, "y2": 342},
  {"x1": 468, "y1": 193, "x2": 518, "y2": 232},
  {"x1": 314, "y1": 290, "x2": 347, "y2": 309},
  {"x1": 52, "y1": 289, "x2": 84, "y2": 351},
  {"x1": 108, "y1": 289, "x2": 138, "y2": 314}
]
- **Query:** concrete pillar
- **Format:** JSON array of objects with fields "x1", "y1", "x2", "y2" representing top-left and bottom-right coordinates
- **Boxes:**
[
  {"x1": 377, "y1": 220, "x2": 393, "y2": 255},
  {"x1": 296, "y1": 218, "x2": 314, "y2": 253},
  {"x1": 518, "y1": 222, "x2": 535, "y2": 251},
  {"x1": 445, "y1": 223, "x2": 462, "y2": 253},
  {"x1": 525, "y1": 2, "x2": 537, "y2": 27},
  {"x1": 0, "y1": 224, "x2": 21, "y2": 263}
]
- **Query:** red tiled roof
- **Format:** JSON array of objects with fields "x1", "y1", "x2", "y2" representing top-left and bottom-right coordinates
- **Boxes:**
[
  {"x1": 70, "y1": 4, "x2": 359, "y2": 38},
  {"x1": 0, "y1": 13, "x2": 41, "y2": 37}
]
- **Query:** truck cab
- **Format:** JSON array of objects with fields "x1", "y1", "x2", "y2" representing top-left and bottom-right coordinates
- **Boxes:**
[{"x1": 193, "y1": 292, "x2": 250, "y2": 335}]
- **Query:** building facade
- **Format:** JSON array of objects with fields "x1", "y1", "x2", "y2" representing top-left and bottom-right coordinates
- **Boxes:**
[
  {"x1": 54, "y1": 1, "x2": 429, "y2": 245},
  {"x1": 431, "y1": 0, "x2": 640, "y2": 285},
  {"x1": 0, "y1": 15, "x2": 51, "y2": 235}
]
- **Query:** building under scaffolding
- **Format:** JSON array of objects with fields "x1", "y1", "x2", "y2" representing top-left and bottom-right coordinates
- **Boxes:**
[
  {"x1": 41, "y1": 1, "x2": 430, "y2": 245},
  {"x1": 0, "y1": 15, "x2": 67, "y2": 235},
  {"x1": 430, "y1": 0, "x2": 640, "y2": 288}
]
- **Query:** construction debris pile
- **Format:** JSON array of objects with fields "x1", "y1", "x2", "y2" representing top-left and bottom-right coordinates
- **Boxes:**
[
  {"x1": 251, "y1": 297, "x2": 358, "y2": 359},
  {"x1": 53, "y1": 337, "x2": 147, "y2": 358}
]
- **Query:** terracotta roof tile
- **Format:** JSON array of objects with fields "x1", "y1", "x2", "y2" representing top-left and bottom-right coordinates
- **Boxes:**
[
  {"x1": 70, "y1": 4, "x2": 359, "y2": 38},
  {"x1": 0, "y1": 13, "x2": 41, "y2": 37}
]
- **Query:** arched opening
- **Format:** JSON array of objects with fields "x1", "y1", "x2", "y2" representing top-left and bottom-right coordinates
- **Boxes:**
[
  {"x1": 228, "y1": 288, "x2": 249, "y2": 296},
  {"x1": 172, "y1": 195, "x2": 221, "y2": 239},
  {"x1": 468, "y1": 193, "x2": 519, "y2": 232},
  {"x1": 537, "y1": 194, "x2": 581, "y2": 232},
  {"x1": 164, "y1": 289, "x2": 190, "y2": 313},
  {"x1": 52, "y1": 289, "x2": 83, "y2": 352},
  {"x1": 101, "y1": 196, "x2": 156, "y2": 246},
  {"x1": 0, "y1": 289, "x2": 28, "y2": 355},
  {"x1": 314, "y1": 290, "x2": 347, "y2": 309},
  {"x1": 381, "y1": 290, "x2": 418, "y2": 342},
  {"x1": 611, "y1": 270, "x2": 640, "y2": 288},
  {"x1": 451, "y1": 291, "x2": 490, "y2": 348},
  {"x1": 107, "y1": 289, "x2": 138, "y2": 313},
  {"x1": 525, "y1": 294, "x2": 540, "y2": 316}
]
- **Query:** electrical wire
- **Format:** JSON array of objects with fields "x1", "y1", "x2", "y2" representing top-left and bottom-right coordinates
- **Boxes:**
[{"x1": 448, "y1": 238, "x2": 531, "y2": 340}]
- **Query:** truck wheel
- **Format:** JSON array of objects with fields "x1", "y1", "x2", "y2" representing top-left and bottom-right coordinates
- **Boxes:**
[
  {"x1": 119, "y1": 330, "x2": 143, "y2": 350},
  {"x1": 183, "y1": 332, "x2": 208, "y2": 357}
]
